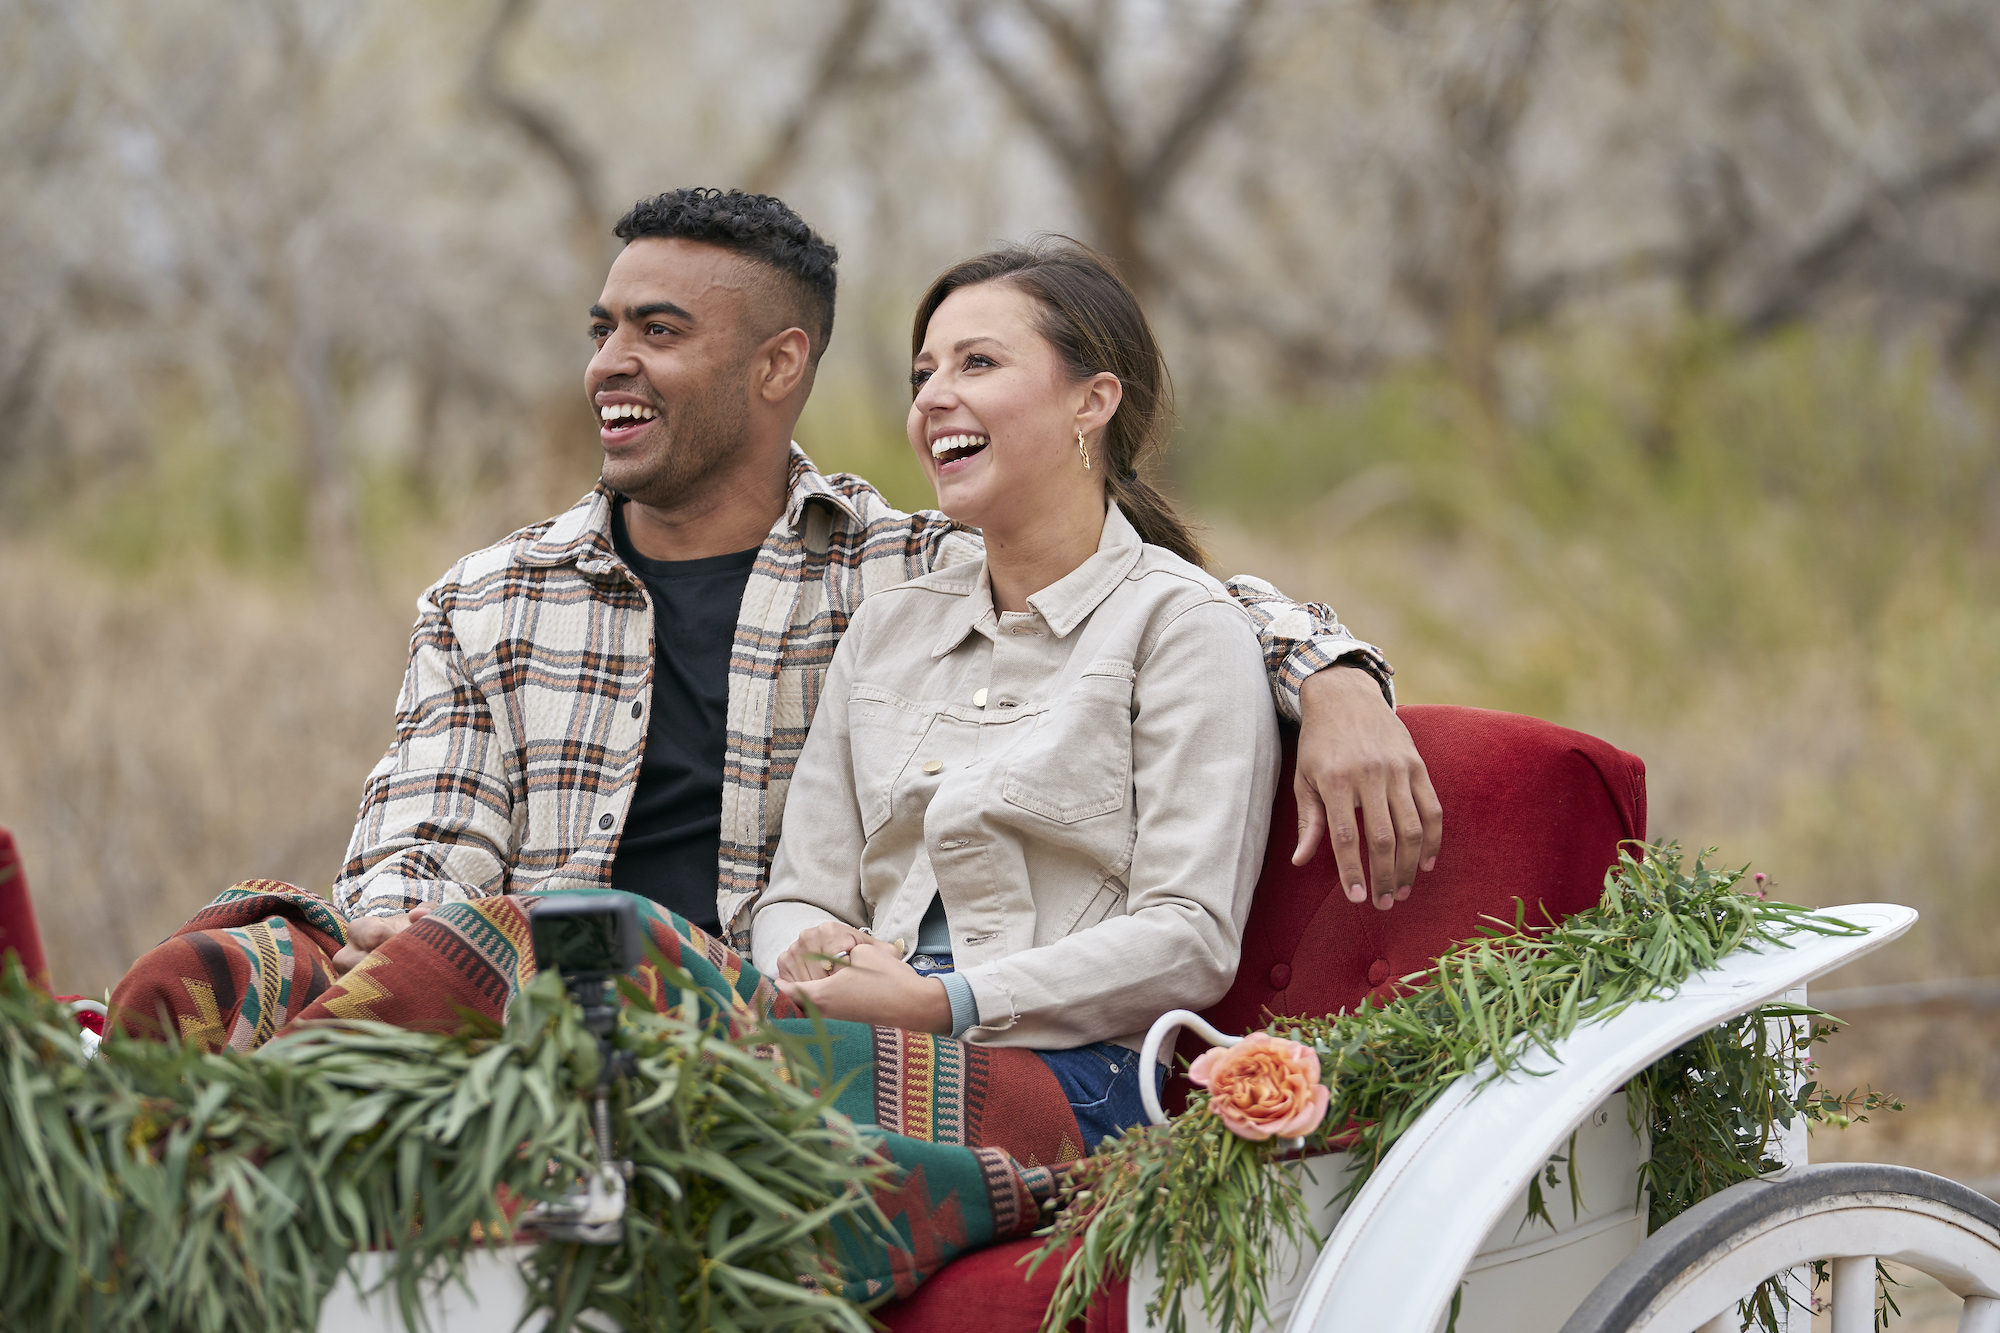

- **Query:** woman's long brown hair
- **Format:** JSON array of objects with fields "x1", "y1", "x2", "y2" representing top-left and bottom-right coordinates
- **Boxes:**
[{"x1": 910, "y1": 238, "x2": 1207, "y2": 568}]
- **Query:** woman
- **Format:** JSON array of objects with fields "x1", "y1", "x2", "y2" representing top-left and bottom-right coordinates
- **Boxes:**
[{"x1": 751, "y1": 240, "x2": 1279, "y2": 1148}]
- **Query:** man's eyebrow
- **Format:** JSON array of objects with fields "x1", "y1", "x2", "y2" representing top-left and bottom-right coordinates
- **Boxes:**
[{"x1": 586, "y1": 302, "x2": 697, "y2": 323}]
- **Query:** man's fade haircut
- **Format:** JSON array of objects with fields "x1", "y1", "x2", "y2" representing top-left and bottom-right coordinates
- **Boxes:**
[{"x1": 613, "y1": 189, "x2": 839, "y2": 365}]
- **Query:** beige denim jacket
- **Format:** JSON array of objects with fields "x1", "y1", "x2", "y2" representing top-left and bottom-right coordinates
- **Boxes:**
[{"x1": 751, "y1": 504, "x2": 1281, "y2": 1054}]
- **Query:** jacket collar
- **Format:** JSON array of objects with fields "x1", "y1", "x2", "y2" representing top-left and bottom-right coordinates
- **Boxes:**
[
  {"x1": 517, "y1": 444, "x2": 860, "y2": 574},
  {"x1": 930, "y1": 502, "x2": 1145, "y2": 657}
]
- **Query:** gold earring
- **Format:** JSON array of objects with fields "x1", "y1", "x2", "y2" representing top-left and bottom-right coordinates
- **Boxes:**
[{"x1": 1077, "y1": 430, "x2": 1090, "y2": 469}]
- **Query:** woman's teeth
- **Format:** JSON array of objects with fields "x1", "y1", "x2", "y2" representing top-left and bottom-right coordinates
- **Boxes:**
[
  {"x1": 600, "y1": 403, "x2": 658, "y2": 426},
  {"x1": 931, "y1": 433, "x2": 990, "y2": 462}
]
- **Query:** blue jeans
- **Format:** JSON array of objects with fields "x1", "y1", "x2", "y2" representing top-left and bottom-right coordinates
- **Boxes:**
[{"x1": 910, "y1": 952, "x2": 1165, "y2": 1150}]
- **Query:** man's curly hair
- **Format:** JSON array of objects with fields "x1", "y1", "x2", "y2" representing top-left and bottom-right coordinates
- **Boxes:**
[{"x1": 614, "y1": 188, "x2": 839, "y2": 364}]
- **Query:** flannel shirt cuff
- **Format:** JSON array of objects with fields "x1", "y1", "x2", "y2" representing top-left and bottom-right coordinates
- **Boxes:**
[
  {"x1": 337, "y1": 873, "x2": 478, "y2": 921},
  {"x1": 1276, "y1": 637, "x2": 1396, "y2": 721}
]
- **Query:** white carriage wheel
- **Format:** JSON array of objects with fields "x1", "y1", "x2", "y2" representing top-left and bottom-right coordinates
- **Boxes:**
[{"x1": 1559, "y1": 1164, "x2": 2000, "y2": 1333}]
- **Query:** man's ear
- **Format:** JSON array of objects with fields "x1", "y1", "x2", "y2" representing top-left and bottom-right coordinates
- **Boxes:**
[{"x1": 757, "y1": 327, "x2": 814, "y2": 404}]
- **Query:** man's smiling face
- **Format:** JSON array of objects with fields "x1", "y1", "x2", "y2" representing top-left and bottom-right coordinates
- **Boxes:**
[{"x1": 585, "y1": 237, "x2": 764, "y2": 507}]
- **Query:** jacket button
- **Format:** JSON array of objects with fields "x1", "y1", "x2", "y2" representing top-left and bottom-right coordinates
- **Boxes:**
[
  {"x1": 630, "y1": 700, "x2": 642, "y2": 718},
  {"x1": 599, "y1": 813, "x2": 615, "y2": 830},
  {"x1": 1268, "y1": 963, "x2": 1292, "y2": 989},
  {"x1": 973, "y1": 688, "x2": 989, "y2": 707},
  {"x1": 1367, "y1": 959, "x2": 1390, "y2": 987},
  {"x1": 922, "y1": 760, "x2": 943, "y2": 775}
]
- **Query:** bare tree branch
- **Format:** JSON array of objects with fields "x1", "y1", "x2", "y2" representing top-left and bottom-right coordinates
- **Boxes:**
[
  {"x1": 471, "y1": 0, "x2": 604, "y2": 268},
  {"x1": 1741, "y1": 95, "x2": 2000, "y2": 336},
  {"x1": 955, "y1": 0, "x2": 1096, "y2": 179},
  {"x1": 953, "y1": 0, "x2": 1270, "y2": 299},
  {"x1": 1135, "y1": 0, "x2": 1267, "y2": 208},
  {"x1": 744, "y1": 0, "x2": 884, "y2": 195}
]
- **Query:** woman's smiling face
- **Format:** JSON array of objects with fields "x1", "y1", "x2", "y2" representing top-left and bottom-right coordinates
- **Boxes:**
[{"x1": 907, "y1": 281, "x2": 1112, "y2": 533}]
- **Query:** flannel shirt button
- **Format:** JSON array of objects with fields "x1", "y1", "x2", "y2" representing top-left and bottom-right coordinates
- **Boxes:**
[
  {"x1": 630, "y1": 701, "x2": 642, "y2": 718},
  {"x1": 598, "y1": 813, "x2": 615, "y2": 830}
]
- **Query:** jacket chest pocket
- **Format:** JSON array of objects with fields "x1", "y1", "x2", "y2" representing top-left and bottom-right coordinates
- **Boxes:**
[
  {"x1": 848, "y1": 685, "x2": 934, "y2": 837},
  {"x1": 1001, "y1": 663, "x2": 1134, "y2": 824}
]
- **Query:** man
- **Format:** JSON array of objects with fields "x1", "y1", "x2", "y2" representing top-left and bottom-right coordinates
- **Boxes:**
[{"x1": 328, "y1": 187, "x2": 1441, "y2": 974}]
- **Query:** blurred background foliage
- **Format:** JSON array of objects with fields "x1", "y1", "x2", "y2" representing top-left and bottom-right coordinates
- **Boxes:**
[{"x1": 3, "y1": 0, "x2": 1999, "y2": 1245}]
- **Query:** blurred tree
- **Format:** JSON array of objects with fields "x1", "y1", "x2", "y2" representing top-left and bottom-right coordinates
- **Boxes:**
[
  {"x1": 1384, "y1": 0, "x2": 1553, "y2": 416},
  {"x1": 744, "y1": 0, "x2": 886, "y2": 195},
  {"x1": 474, "y1": 0, "x2": 611, "y2": 275},
  {"x1": 952, "y1": 0, "x2": 1270, "y2": 301}
]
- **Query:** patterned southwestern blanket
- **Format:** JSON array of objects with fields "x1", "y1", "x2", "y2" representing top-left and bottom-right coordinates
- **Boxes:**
[{"x1": 108, "y1": 882, "x2": 1085, "y2": 1305}]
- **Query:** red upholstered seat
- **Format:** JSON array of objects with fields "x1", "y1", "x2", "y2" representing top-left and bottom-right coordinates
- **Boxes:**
[
  {"x1": 880, "y1": 704, "x2": 1646, "y2": 1332},
  {"x1": 0, "y1": 826, "x2": 50, "y2": 990}
]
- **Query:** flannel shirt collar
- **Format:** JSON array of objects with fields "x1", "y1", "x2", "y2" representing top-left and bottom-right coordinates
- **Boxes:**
[
  {"x1": 929, "y1": 502, "x2": 1144, "y2": 657},
  {"x1": 515, "y1": 444, "x2": 861, "y2": 575}
]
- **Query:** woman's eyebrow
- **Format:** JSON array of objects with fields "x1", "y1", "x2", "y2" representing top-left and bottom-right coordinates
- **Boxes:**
[{"x1": 952, "y1": 336, "x2": 1007, "y2": 354}]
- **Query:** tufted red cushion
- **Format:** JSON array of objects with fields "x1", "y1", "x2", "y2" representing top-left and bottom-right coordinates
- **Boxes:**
[
  {"x1": 1178, "y1": 704, "x2": 1646, "y2": 1108},
  {"x1": 882, "y1": 704, "x2": 1646, "y2": 1329},
  {"x1": 0, "y1": 827, "x2": 50, "y2": 990}
]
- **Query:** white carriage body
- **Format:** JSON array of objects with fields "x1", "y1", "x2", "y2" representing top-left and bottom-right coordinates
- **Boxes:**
[{"x1": 319, "y1": 902, "x2": 2000, "y2": 1333}]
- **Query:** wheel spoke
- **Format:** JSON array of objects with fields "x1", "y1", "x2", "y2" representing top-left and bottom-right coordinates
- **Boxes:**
[{"x1": 1831, "y1": 1256, "x2": 1875, "y2": 1333}]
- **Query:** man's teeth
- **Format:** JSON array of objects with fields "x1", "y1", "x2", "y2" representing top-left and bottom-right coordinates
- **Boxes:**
[
  {"x1": 931, "y1": 433, "x2": 990, "y2": 459},
  {"x1": 599, "y1": 403, "x2": 659, "y2": 425}
]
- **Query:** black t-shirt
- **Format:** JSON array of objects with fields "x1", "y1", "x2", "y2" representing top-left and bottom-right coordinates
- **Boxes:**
[{"x1": 607, "y1": 502, "x2": 759, "y2": 933}]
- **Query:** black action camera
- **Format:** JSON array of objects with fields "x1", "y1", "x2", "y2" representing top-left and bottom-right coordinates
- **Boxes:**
[
  {"x1": 530, "y1": 892, "x2": 644, "y2": 981},
  {"x1": 530, "y1": 892, "x2": 643, "y2": 1040}
]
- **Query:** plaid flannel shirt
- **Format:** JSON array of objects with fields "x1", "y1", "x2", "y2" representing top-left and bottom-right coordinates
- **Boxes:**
[{"x1": 334, "y1": 446, "x2": 1392, "y2": 946}]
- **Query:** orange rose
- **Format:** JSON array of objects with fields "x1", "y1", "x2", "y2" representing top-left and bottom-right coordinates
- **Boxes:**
[{"x1": 1187, "y1": 1032, "x2": 1331, "y2": 1142}]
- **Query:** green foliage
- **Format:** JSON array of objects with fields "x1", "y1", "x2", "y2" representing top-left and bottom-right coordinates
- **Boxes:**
[
  {"x1": 1031, "y1": 844, "x2": 1885, "y2": 1333},
  {"x1": 1633, "y1": 1009, "x2": 1903, "y2": 1332},
  {"x1": 1185, "y1": 327, "x2": 1999, "y2": 698},
  {"x1": 0, "y1": 959, "x2": 885, "y2": 1333}
]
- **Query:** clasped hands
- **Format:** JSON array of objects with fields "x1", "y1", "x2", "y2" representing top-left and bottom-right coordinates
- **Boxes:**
[{"x1": 775, "y1": 923, "x2": 954, "y2": 1034}]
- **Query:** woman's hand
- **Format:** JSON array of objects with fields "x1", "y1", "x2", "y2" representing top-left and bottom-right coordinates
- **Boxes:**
[
  {"x1": 777, "y1": 937, "x2": 954, "y2": 1034},
  {"x1": 777, "y1": 922, "x2": 872, "y2": 982}
]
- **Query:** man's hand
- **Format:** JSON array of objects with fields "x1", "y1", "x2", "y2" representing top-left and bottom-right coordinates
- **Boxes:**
[
  {"x1": 777, "y1": 922, "x2": 873, "y2": 982},
  {"x1": 777, "y1": 937, "x2": 953, "y2": 1033},
  {"x1": 1293, "y1": 666, "x2": 1443, "y2": 910},
  {"x1": 330, "y1": 903, "x2": 433, "y2": 976}
]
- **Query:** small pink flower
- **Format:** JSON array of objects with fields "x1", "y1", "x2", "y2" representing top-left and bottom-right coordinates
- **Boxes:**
[{"x1": 1188, "y1": 1033, "x2": 1332, "y2": 1141}]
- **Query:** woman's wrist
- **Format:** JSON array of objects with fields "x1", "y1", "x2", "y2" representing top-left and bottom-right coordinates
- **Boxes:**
[{"x1": 919, "y1": 976, "x2": 955, "y2": 1035}]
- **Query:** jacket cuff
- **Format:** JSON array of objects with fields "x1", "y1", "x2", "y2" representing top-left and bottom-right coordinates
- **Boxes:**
[{"x1": 940, "y1": 971, "x2": 981, "y2": 1039}]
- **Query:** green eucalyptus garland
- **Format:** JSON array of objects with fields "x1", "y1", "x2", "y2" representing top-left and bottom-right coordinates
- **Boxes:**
[
  {"x1": 0, "y1": 846, "x2": 1900, "y2": 1333},
  {"x1": 0, "y1": 959, "x2": 887, "y2": 1333},
  {"x1": 1029, "y1": 845, "x2": 1900, "y2": 1333}
]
